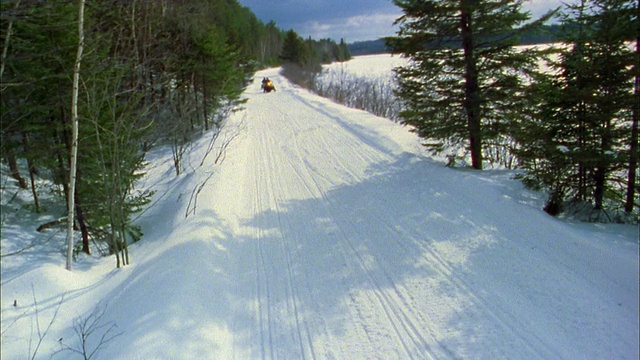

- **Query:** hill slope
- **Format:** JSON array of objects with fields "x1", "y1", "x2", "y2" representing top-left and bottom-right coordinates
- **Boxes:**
[{"x1": 1, "y1": 68, "x2": 638, "y2": 359}]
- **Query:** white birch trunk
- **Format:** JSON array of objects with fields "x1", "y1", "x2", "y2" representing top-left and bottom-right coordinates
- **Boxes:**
[{"x1": 66, "y1": 0, "x2": 86, "y2": 271}]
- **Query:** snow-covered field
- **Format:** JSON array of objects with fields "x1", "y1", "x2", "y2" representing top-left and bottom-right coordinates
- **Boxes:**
[
  {"x1": 320, "y1": 46, "x2": 554, "y2": 80},
  {"x1": 2, "y1": 61, "x2": 639, "y2": 359},
  {"x1": 323, "y1": 54, "x2": 408, "y2": 78}
]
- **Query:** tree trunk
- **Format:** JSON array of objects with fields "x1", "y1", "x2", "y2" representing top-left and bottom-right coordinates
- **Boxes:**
[
  {"x1": 626, "y1": 17, "x2": 639, "y2": 213},
  {"x1": 111, "y1": 227, "x2": 121, "y2": 269},
  {"x1": 22, "y1": 132, "x2": 40, "y2": 212},
  {"x1": 593, "y1": 167, "x2": 606, "y2": 210},
  {"x1": 66, "y1": 0, "x2": 85, "y2": 271},
  {"x1": 75, "y1": 199, "x2": 90, "y2": 255},
  {"x1": 121, "y1": 222, "x2": 130, "y2": 266},
  {"x1": 202, "y1": 72, "x2": 209, "y2": 131},
  {"x1": 0, "y1": 0, "x2": 20, "y2": 81},
  {"x1": 460, "y1": 2, "x2": 483, "y2": 170},
  {"x1": 577, "y1": 101, "x2": 588, "y2": 201},
  {"x1": 594, "y1": 117, "x2": 613, "y2": 210},
  {"x1": 54, "y1": 125, "x2": 70, "y2": 207},
  {"x1": 5, "y1": 146, "x2": 28, "y2": 189}
]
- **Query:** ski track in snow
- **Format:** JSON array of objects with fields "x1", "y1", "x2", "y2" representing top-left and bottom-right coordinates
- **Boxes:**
[{"x1": 1, "y1": 64, "x2": 638, "y2": 360}]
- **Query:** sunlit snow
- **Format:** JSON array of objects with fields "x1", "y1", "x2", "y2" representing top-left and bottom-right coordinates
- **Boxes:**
[{"x1": 2, "y1": 57, "x2": 638, "y2": 360}]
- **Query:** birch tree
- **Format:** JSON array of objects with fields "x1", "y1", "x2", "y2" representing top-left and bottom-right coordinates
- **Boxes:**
[{"x1": 66, "y1": 0, "x2": 85, "y2": 271}]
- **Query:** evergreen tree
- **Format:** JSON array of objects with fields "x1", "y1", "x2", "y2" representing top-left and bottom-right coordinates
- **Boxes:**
[
  {"x1": 627, "y1": 8, "x2": 639, "y2": 214},
  {"x1": 339, "y1": 38, "x2": 351, "y2": 62},
  {"x1": 281, "y1": 29, "x2": 309, "y2": 65},
  {"x1": 516, "y1": 0, "x2": 635, "y2": 219},
  {"x1": 386, "y1": 0, "x2": 554, "y2": 169},
  {"x1": 1, "y1": 0, "x2": 265, "y2": 268}
]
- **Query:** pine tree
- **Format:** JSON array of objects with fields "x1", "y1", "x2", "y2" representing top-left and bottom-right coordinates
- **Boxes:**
[
  {"x1": 516, "y1": 0, "x2": 635, "y2": 219},
  {"x1": 281, "y1": 29, "x2": 309, "y2": 65},
  {"x1": 386, "y1": 0, "x2": 554, "y2": 169},
  {"x1": 627, "y1": 11, "x2": 639, "y2": 214},
  {"x1": 1, "y1": 0, "x2": 263, "y2": 267}
]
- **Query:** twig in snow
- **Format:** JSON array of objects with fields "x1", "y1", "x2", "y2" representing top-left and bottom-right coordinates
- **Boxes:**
[{"x1": 28, "y1": 285, "x2": 64, "y2": 360}]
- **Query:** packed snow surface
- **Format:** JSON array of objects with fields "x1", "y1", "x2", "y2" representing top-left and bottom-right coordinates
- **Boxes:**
[{"x1": 2, "y1": 62, "x2": 639, "y2": 359}]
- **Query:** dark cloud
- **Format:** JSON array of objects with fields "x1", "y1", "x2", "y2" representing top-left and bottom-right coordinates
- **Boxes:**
[{"x1": 238, "y1": 0, "x2": 562, "y2": 43}]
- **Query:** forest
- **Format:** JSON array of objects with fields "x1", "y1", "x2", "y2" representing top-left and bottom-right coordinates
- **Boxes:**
[
  {"x1": 0, "y1": 0, "x2": 349, "y2": 268},
  {"x1": 386, "y1": 0, "x2": 638, "y2": 221},
  {"x1": 2, "y1": 0, "x2": 637, "y2": 271},
  {"x1": 348, "y1": 24, "x2": 572, "y2": 56}
]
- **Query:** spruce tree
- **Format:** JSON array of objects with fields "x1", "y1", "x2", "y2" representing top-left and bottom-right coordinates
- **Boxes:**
[
  {"x1": 281, "y1": 30, "x2": 309, "y2": 65},
  {"x1": 627, "y1": 15, "x2": 639, "y2": 214},
  {"x1": 517, "y1": 0, "x2": 635, "y2": 219},
  {"x1": 386, "y1": 0, "x2": 554, "y2": 169}
]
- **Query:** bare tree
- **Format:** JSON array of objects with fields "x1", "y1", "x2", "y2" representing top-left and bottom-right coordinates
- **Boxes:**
[
  {"x1": 55, "y1": 304, "x2": 123, "y2": 360},
  {"x1": 26, "y1": 286, "x2": 64, "y2": 360}
]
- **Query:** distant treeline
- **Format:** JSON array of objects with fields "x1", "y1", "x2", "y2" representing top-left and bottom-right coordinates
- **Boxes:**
[{"x1": 349, "y1": 24, "x2": 569, "y2": 56}]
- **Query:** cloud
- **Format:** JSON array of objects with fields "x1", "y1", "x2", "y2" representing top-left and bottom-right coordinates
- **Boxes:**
[
  {"x1": 295, "y1": 12, "x2": 400, "y2": 42},
  {"x1": 239, "y1": 0, "x2": 563, "y2": 42},
  {"x1": 238, "y1": 0, "x2": 401, "y2": 41},
  {"x1": 522, "y1": 0, "x2": 563, "y2": 19},
  {"x1": 345, "y1": 13, "x2": 399, "y2": 28}
]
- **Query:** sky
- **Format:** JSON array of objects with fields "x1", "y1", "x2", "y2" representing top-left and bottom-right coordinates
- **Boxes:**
[{"x1": 237, "y1": 0, "x2": 564, "y2": 43}]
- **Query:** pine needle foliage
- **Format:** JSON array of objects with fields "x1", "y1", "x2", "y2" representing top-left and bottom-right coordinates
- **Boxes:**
[{"x1": 386, "y1": 0, "x2": 555, "y2": 169}]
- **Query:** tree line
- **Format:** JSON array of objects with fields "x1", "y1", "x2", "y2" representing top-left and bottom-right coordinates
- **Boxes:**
[
  {"x1": 0, "y1": 0, "x2": 349, "y2": 268},
  {"x1": 387, "y1": 0, "x2": 637, "y2": 221},
  {"x1": 349, "y1": 24, "x2": 572, "y2": 56},
  {"x1": 280, "y1": 28, "x2": 352, "y2": 87}
]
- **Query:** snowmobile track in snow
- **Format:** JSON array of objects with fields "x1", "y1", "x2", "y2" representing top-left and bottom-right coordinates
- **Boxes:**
[{"x1": 1, "y1": 64, "x2": 636, "y2": 360}]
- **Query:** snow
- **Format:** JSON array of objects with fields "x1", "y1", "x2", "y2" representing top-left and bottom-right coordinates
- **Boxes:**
[
  {"x1": 322, "y1": 54, "x2": 409, "y2": 78},
  {"x1": 2, "y1": 59, "x2": 639, "y2": 359}
]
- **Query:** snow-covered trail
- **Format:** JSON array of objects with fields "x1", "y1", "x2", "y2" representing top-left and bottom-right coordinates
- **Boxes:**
[
  {"x1": 102, "y1": 69, "x2": 635, "y2": 359},
  {"x1": 216, "y1": 69, "x2": 445, "y2": 358},
  {"x1": 2, "y1": 67, "x2": 637, "y2": 360},
  {"x1": 123, "y1": 68, "x2": 637, "y2": 359}
]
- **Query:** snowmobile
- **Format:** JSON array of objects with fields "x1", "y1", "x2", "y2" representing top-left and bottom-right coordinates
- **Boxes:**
[{"x1": 261, "y1": 77, "x2": 276, "y2": 93}]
